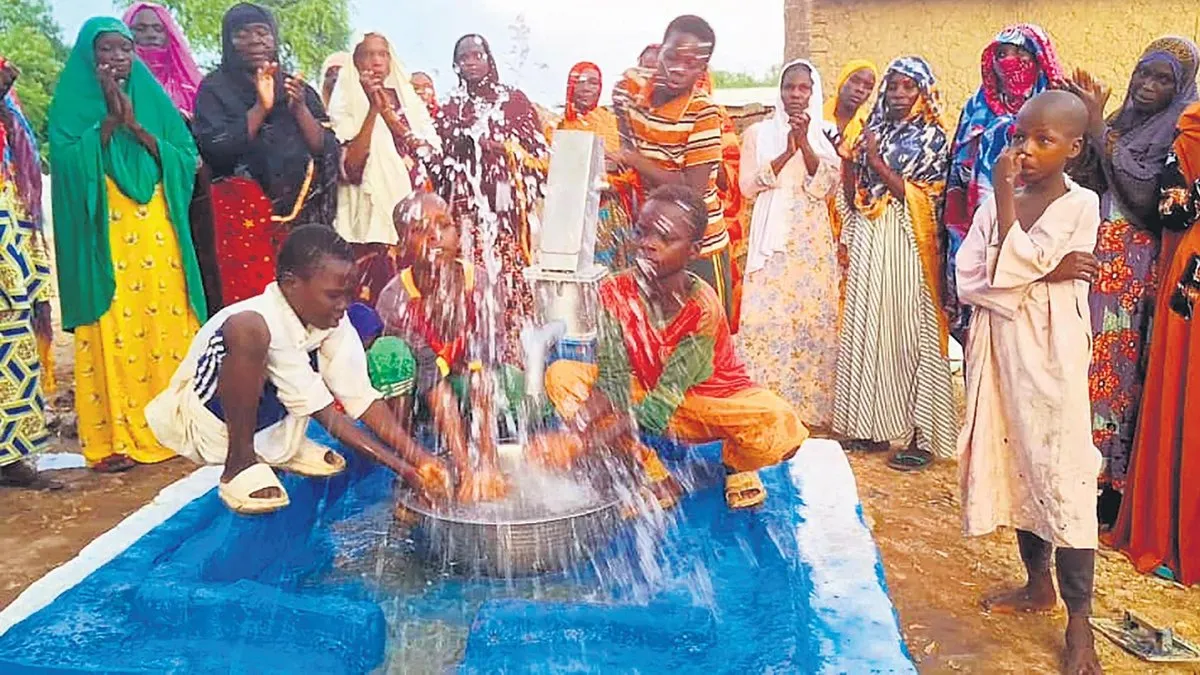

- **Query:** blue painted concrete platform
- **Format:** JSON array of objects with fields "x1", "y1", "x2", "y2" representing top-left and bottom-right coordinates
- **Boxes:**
[{"x1": 0, "y1": 427, "x2": 914, "y2": 674}]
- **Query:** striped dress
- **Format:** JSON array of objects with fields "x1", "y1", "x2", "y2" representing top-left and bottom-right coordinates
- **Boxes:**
[{"x1": 832, "y1": 193, "x2": 958, "y2": 458}]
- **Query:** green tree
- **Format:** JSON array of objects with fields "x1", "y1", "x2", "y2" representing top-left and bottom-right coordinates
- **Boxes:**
[
  {"x1": 710, "y1": 65, "x2": 782, "y2": 89},
  {"x1": 118, "y1": 0, "x2": 351, "y2": 76},
  {"x1": 0, "y1": 0, "x2": 69, "y2": 164}
]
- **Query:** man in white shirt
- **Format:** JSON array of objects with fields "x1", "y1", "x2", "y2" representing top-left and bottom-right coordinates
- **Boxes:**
[{"x1": 146, "y1": 224, "x2": 451, "y2": 513}]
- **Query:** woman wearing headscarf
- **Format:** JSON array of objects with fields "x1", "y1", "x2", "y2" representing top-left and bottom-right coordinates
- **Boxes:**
[
  {"x1": 944, "y1": 24, "x2": 1065, "y2": 342},
  {"x1": 823, "y1": 60, "x2": 878, "y2": 313},
  {"x1": 121, "y1": 2, "x2": 203, "y2": 118},
  {"x1": 737, "y1": 60, "x2": 841, "y2": 428},
  {"x1": 49, "y1": 17, "x2": 206, "y2": 473},
  {"x1": 0, "y1": 57, "x2": 57, "y2": 489},
  {"x1": 411, "y1": 71, "x2": 439, "y2": 118},
  {"x1": 329, "y1": 32, "x2": 441, "y2": 306},
  {"x1": 1108, "y1": 100, "x2": 1200, "y2": 585},
  {"x1": 320, "y1": 51, "x2": 350, "y2": 109},
  {"x1": 124, "y1": 2, "x2": 222, "y2": 317},
  {"x1": 831, "y1": 56, "x2": 958, "y2": 470},
  {"x1": 1068, "y1": 37, "x2": 1199, "y2": 497},
  {"x1": 823, "y1": 60, "x2": 878, "y2": 151},
  {"x1": 553, "y1": 61, "x2": 639, "y2": 271},
  {"x1": 193, "y1": 3, "x2": 339, "y2": 306},
  {"x1": 434, "y1": 34, "x2": 548, "y2": 365}
]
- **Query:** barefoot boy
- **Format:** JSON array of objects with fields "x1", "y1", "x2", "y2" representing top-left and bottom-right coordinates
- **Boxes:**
[
  {"x1": 956, "y1": 91, "x2": 1103, "y2": 675},
  {"x1": 145, "y1": 225, "x2": 451, "y2": 514},
  {"x1": 543, "y1": 185, "x2": 809, "y2": 509},
  {"x1": 375, "y1": 193, "x2": 511, "y2": 503}
]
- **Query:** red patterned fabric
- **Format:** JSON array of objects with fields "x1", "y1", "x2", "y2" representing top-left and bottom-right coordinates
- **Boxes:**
[{"x1": 210, "y1": 176, "x2": 287, "y2": 305}]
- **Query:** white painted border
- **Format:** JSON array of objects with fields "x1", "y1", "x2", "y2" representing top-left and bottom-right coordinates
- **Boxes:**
[
  {"x1": 0, "y1": 466, "x2": 220, "y2": 637},
  {"x1": 789, "y1": 439, "x2": 917, "y2": 674}
]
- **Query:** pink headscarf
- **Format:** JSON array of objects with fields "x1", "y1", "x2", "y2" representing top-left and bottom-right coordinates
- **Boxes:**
[{"x1": 122, "y1": 2, "x2": 203, "y2": 116}]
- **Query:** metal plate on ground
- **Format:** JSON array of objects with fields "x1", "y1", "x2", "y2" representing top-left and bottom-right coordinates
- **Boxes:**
[{"x1": 1091, "y1": 611, "x2": 1200, "y2": 663}]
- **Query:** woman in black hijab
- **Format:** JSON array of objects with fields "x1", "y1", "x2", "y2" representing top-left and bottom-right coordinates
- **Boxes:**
[{"x1": 192, "y1": 3, "x2": 339, "y2": 306}]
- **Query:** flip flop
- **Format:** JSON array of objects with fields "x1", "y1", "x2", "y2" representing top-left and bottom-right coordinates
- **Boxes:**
[
  {"x1": 92, "y1": 455, "x2": 136, "y2": 474},
  {"x1": 725, "y1": 471, "x2": 767, "y2": 509},
  {"x1": 887, "y1": 447, "x2": 933, "y2": 472},
  {"x1": 269, "y1": 439, "x2": 346, "y2": 478},
  {"x1": 218, "y1": 463, "x2": 290, "y2": 515}
]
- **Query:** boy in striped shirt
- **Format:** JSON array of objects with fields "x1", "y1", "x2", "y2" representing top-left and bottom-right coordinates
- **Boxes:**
[{"x1": 613, "y1": 15, "x2": 733, "y2": 318}]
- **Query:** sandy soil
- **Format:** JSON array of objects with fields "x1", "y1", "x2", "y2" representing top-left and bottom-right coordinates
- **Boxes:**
[{"x1": 0, "y1": 331, "x2": 1196, "y2": 673}]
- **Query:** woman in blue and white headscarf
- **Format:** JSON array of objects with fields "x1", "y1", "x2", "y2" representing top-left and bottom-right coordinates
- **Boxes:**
[
  {"x1": 831, "y1": 56, "x2": 958, "y2": 470},
  {"x1": 944, "y1": 24, "x2": 1066, "y2": 341}
]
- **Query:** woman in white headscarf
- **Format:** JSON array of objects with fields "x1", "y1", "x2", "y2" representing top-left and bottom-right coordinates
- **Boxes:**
[
  {"x1": 735, "y1": 59, "x2": 842, "y2": 428},
  {"x1": 328, "y1": 32, "x2": 441, "y2": 305}
]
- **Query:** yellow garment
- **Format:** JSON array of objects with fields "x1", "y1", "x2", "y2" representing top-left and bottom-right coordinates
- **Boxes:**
[
  {"x1": 822, "y1": 59, "x2": 878, "y2": 149},
  {"x1": 76, "y1": 178, "x2": 199, "y2": 465},
  {"x1": 553, "y1": 107, "x2": 621, "y2": 153},
  {"x1": 903, "y1": 181, "x2": 950, "y2": 357},
  {"x1": 826, "y1": 60, "x2": 880, "y2": 308},
  {"x1": 545, "y1": 360, "x2": 808, "y2": 473}
]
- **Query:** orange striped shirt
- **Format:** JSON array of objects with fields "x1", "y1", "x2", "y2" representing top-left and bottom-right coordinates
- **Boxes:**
[{"x1": 622, "y1": 69, "x2": 727, "y2": 255}]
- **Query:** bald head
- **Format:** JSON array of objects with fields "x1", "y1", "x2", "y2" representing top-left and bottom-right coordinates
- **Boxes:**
[{"x1": 1018, "y1": 90, "x2": 1090, "y2": 140}]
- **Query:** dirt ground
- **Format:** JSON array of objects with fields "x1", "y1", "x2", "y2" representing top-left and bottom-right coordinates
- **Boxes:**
[{"x1": 0, "y1": 331, "x2": 1196, "y2": 673}]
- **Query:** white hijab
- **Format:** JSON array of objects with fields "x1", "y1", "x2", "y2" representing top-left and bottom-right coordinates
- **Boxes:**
[
  {"x1": 746, "y1": 59, "x2": 838, "y2": 274},
  {"x1": 328, "y1": 33, "x2": 442, "y2": 245}
]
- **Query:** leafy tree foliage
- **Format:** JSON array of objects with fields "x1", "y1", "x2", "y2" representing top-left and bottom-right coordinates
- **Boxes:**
[
  {"x1": 0, "y1": 0, "x2": 69, "y2": 164},
  {"x1": 120, "y1": 0, "x2": 351, "y2": 76}
]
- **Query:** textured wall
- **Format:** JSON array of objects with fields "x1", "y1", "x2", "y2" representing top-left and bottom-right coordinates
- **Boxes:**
[{"x1": 789, "y1": 0, "x2": 1200, "y2": 123}]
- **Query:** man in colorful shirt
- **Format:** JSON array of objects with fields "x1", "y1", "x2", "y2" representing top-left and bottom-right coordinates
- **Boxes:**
[
  {"x1": 613, "y1": 15, "x2": 733, "y2": 319},
  {"x1": 543, "y1": 185, "x2": 809, "y2": 509}
]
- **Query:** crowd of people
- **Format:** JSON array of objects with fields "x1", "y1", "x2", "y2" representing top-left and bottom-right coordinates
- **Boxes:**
[{"x1": 0, "y1": 3, "x2": 1197, "y2": 673}]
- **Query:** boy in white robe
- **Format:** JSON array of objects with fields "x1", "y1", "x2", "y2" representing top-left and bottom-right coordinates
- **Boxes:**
[
  {"x1": 956, "y1": 91, "x2": 1102, "y2": 675},
  {"x1": 146, "y1": 225, "x2": 452, "y2": 514}
]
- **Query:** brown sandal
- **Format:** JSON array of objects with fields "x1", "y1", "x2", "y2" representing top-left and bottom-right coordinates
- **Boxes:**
[{"x1": 92, "y1": 455, "x2": 137, "y2": 474}]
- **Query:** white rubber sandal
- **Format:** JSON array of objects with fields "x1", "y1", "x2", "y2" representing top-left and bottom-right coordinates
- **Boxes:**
[
  {"x1": 218, "y1": 463, "x2": 290, "y2": 514},
  {"x1": 270, "y1": 439, "x2": 346, "y2": 478}
]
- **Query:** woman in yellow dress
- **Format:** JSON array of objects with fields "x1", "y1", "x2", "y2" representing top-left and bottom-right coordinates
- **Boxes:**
[
  {"x1": 553, "y1": 61, "x2": 640, "y2": 270},
  {"x1": 49, "y1": 17, "x2": 206, "y2": 472}
]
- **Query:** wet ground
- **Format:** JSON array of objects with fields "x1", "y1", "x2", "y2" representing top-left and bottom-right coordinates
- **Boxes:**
[{"x1": 0, "y1": 331, "x2": 1196, "y2": 673}]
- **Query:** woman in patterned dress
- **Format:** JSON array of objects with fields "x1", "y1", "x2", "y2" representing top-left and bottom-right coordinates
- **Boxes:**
[
  {"x1": 831, "y1": 56, "x2": 958, "y2": 470},
  {"x1": 1108, "y1": 101, "x2": 1200, "y2": 585},
  {"x1": 0, "y1": 57, "x2": 57, "y2": 489},
  {"x1": 193, "y1": 3, "x2": 339, "y2": 307},
  {"x1": 553, "y1": 61, "x2": 639, "y2": 271},
  {"x1": 433, "y1": 34, "x2": 548, "y2": 366},
  {"x1": 943, "y1": 24, "x2": 1065, "y2": 342},
  {"x1": 49, "y1": 17, "x2": 206, "y2": 472},
  {"x1": 736, "y1": 59, "x2": 841, "y2": 429},
  {"x1": 1068, "y1": 37, "x2": 1199, "y2": 497}
]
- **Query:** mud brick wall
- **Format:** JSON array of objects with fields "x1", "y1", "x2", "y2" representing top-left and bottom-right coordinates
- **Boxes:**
[{"x1": 786, "y1": 0, "x2": 1200, "y2": 122}]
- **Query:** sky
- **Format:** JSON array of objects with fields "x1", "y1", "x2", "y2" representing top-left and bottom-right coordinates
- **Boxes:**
[{"x1": 49, "y1": 0, "x2": 784, "y2": 105}]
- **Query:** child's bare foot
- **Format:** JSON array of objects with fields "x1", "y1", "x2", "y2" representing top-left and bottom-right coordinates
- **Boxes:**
[
  {"x1": 1064, "y1": 615, "x2": 1102, "y2": 674},
  {"x1": 981, "y1": 580, "x2": 1057, "y2": 614}
]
